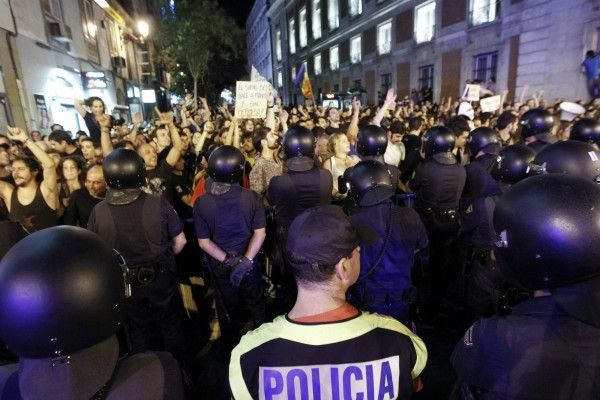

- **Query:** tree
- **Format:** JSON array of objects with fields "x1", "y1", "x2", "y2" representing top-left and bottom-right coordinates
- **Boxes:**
[{"x1": 153, "y1": 0, "x2": 245, "y2": 103}]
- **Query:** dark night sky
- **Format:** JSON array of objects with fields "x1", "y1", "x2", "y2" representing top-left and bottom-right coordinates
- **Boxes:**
[{"x1": 217, "y1": 0, "x2": 255, "y2": 28}]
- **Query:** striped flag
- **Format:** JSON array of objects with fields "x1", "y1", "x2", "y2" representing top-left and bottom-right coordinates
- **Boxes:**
[{"x1": 294, "y1": 63, "x2": 314, "y2": 99}]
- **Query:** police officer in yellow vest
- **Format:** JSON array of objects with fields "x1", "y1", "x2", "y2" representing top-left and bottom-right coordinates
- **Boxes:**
[{"x1": 229, "y1": 205, "x2": 428, "y2": 399}]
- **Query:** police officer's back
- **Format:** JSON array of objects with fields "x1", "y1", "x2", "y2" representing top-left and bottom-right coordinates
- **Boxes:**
[
  {"x1": 0, "y1": 226, "x2": 184, "y2": 399},
  {"x1": 193, "y1": 146, "x2": 266, "y2": 342},
  {"x1": 88, "y1": 149, "x2": 186, "y2": 359},
  {"x1": 347, "y1": 161, "x2": 428, "y2": 325},
  {"x1": 267, "y1": 125, "x2": 332, "y2": 231},
  {"x1": 410, "y1": 126, "x2": 466, "y2": 224},
  {"x1": 452, "y1": 175, "x2": 600, "y2": 399}
]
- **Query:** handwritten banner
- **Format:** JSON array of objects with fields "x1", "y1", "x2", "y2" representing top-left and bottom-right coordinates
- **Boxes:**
[{"x1": 234, "y1": 81, "x2": 271, "y2": 119}]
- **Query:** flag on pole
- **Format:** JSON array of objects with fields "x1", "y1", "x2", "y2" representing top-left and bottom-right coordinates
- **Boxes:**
[{"x1": 294, "y1": 63, "x2": 314, "y2": 99}]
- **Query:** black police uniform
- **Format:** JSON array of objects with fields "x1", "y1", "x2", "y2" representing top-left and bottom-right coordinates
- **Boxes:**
[
  {"x1": 88, "y1": 149, "x2": 186, "y2": 359},
  {"x1": 520, "y1": 108, "x2": 556, "y2": 154},
  {"x1": 267, "y1": 167, "x2": 332, "y2": 230},
  {"x1": 89, "y1": 192, "x2": 186, "y2": 358},
  {"x1": 193, "y1": 146, "x2": 267, "y2": 342},
  {"x1": 452, "y1": 295, "x2": 600, "y2": 399},
  {"x1": 454, "y1": 174, "x2": 600, "y2": 399},
  {"x1": 350, "y1": 199, "x2": 428, "y2": 324},
  {"x1": 410, "y1": 127, "x2": 466, "y2": 314}
]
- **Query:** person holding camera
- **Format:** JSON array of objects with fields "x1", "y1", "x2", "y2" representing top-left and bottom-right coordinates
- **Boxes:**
[{"x1": 87, "y1": 148, "x2": 187, "y2": 360}]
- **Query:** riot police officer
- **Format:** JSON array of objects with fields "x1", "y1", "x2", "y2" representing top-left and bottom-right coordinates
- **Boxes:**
[
  {"x1": 193, "y1": 145, "x2": 266, "y2": 346},
  {"x1": 532, "y1": 139, "x2": 600, "y2": 182},
  {"x1": 409, "y1": 126, "x2": 466, "y2": 315},
  {"x1": 452, "y1": 174, "x2": 600, "y2": 399},
  {"x1": 466, "y1": 144, "x2": 537, "y2": 317},
  {"x1": 88, "y1": 149, "x2": 187, "y2": 359},
  {"x1": 347, "y1": 160, "x2": 428, "y2": 325},
  {"x1": 0, "y1": 226, "x2": 184, "y2": 399},
  {"x1": 490, "y1": 144, "x2": 536, "y2": 190},
  {"x1": 356, "y1": 124, "x2": 401, "y2": 188},
  {"x1": 569, "y1": 118, "x2": 600, "y2": 146},
  {"x1": 267, "y1": 125, "x2": 332, "y2": 231},
  {"x1": 519, "y1": 108, "x2": 556, "y2": 153}
]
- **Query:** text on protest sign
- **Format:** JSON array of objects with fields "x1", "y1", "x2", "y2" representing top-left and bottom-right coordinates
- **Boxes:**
[
  {"x1": 480, "y1": 95, "x2": 501, "y2": 113},
  {"x1": 235, "y1": 81, "x2": 271, "y2": 119}
]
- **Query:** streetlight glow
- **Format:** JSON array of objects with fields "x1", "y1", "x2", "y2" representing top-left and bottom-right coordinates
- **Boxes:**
[{"x1": 137, "y1": 20, "x2": 150, "y2": 39}]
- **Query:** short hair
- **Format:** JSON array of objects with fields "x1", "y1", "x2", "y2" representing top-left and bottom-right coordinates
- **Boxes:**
[
  {"x1": 389, "y1": 121, "x2": 406, "y2": 135},
  {"x1": 48, "y1": 130, "x2": 73, "y2": 144},
  {"x1": 408, "y1": 117, "x2": 422, "y2": 131},
  {"x1": 312, "y1": 126, "x2": 326, "y2": 137},
  {"x1": 50, "y1": 123, "x2": 64, "y2": 131},
  {"x1": 287, "y1": 253, "x2": 338, "y2": 284},
  {"x1": 252, "y1": 127, "x2": 270, "y2": 154},
  {"x1": 496, "y1": 111, "x2": 518, "y2": 130},
  {"x1": 80, "y1": 137, "x2": 95, "y2": 146},
  {"x1": 447, "y1": 116, "x2": 471, "y2": 136}
]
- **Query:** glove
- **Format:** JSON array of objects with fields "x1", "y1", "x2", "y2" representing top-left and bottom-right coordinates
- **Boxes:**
[
  {"x1": 229, "y1": 256, "x2": 254, "y2": 287},
  {"x1": 223, "y1": 252, "x2": 242, "y2": 269}
]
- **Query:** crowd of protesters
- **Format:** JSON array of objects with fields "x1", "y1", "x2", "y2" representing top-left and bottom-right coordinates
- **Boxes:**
[{"x1": 0, "y1": 78, "x2": 599, "y2": 399}]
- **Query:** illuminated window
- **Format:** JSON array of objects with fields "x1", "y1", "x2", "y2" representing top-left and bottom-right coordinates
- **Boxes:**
[
  {"x1": 299, "y1": 7, "x2": 307, "y2": 48},
  {"x1": 312, "y1": 0, "x2": 322, "y2": 39},
  {"x1": 314, "y1": 53, "x2": 322, "y2": 75},
  {"x1": 328, "y1": 0, "x2": 339, "y2": 30},
  {"x1": 470, "y1": 0, "x2": 498, "y2": 26},
  {"x1": 415, "y1": 1, "x2": 436, "y2": 44},
  {"x1": 330, "y1": 45, "x2": 339, "y2": 70},
  {"x1": 289, "y1": 18, "x2": 296, "y2": 54},
  {"x1": 350, "y1": 35, "x2": 361, "y2": 63},
  {"x1": 377, "y1": 20, "x2": 392, "y2": 55},
  {"x1": 349, "y1": 0, "x2": 362, "y2": 17}
]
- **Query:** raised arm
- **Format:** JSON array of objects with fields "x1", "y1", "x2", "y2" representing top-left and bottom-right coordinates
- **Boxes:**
[
  {"x1": 160, "y1": 111, "x2": 182, "y2": 167},
  {"x1": 98, "y1": 114, "x2": 113, "y2": 156},
  {"x1": 346, "y1": 97, "x2": 361, "y2": 142},
  {"x1": 265, "y1": 93, "x2": 276, "y2": 133},
  {"x1": 7, "y1": 127, "x2": 57, "y2": 209},
  {"x1": 372, "y1": 88, "x2": 397, "y2": 127},
  {"x1": 74, "y1": 99, "x2": 87, "y2": 118}
]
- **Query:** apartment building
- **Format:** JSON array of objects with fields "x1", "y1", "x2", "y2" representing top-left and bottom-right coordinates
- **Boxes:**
[
  {"x1": 247, "y1": 0, "x2": 274, "y2": 84},
  {"x1": 266, "y1": 0, "x2": 600, "y2": 105},
  {"x1": 0, "y1": 0, "x2": 158, "y2": 134}
]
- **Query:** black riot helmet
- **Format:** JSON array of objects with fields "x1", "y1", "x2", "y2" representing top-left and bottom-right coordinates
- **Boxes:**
[
  {"x1": 467, "y1": 127, "x2": 501, "y2": 156},
  {"x1": 531, "y1": 140, "x2": 600, "y2": 182},
  {"x1": 357, "y1": 125, "x2": 388, "y2": 157},
  {"x1": 103, "y1": 148, "x2": 146, "y2": 189},
  {"x1": 282, "y1": 125, "x2": 315, "y2": 159},
  {"x1": 570, "y1": 118, "x2": 600, "y2": 145},
  {"x1": 520, "y1": 108, "x2": 554, "y2": 139},
  {"x1": 0, "y1": 226, "x2": 125, "y2": 358},
  {"x1": 421, "y1": 126, "x2": 456, "y2": 159},
  {"x1": 348, "y1": 160, "x2": 394, "y2": 206},
  {"x1": 491, "y1": 144, "x2": 536, "y2": 184},
  {"x1": 493, "y1": 174, "x2": 600, "y2": 291},
  {"x1": 207, "y1": 145, "x2": 245, "y2": 184}
]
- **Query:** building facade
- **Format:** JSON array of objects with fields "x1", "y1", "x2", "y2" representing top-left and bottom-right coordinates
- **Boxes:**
[
  {"x1": 0, "y1": 0, "x2": 157, "y2": 135},
  {"x1": 247, "y1": 0, "x2": 274, "y2": 84},
  {"x1": 266, "y1": 0, "x2": 600, "y2": 105}
]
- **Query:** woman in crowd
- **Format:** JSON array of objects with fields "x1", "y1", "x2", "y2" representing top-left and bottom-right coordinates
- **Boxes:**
[
  {"x1": 57, "y1": 156, "x2": 84, "y2": 215},
  {"x1": 75, "y1": 96, "x2": 112, "y2": 144},
  {"x1": 323, "y1": 132, "x2": 360, "y2": 201}
]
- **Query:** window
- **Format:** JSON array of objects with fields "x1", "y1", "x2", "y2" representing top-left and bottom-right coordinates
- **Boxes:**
[
  {"x1": 473, "y1": 52, "x2": 498, "y2": 82},
  {"x1": 415, "y1": 1, "x2": 435, "y2": 44},
  {"x1": 381, "y1": 73, "x2": 392, "y2": 93},
  {"x1": 299, "y1": 7, "x2": 307, "y2": 48},
  {"x1": 350, "y1": 35, "x2": 361, "y2": 63},
  {"x1": 81, "y1": 0, "x2": 99, "y2": 63},
  {"x1": 276, "y1": 29, "x2": 282, "y2": 61},
  {"x1": 42, "y1": 0, "x2": 63, "y2": 21},
  {"x1": 312, "y1": 0, "x2": 322, "y2": 40},
  {"x1": 277, "y1": 70, "x2": 283, "y2": 88},
  {"x1": 292, "y1": 66, "x2": 297, "y2": 81},
  {"x1": 289, "y1": 18, "x2": 296, "y2": 54},
  {"x1": 419, "y1": 65, "x2": 434, "y2": 91},
  {"x1": 377, "y1": 20, "x2": 392, "y2": 55},
  {"x1": 314, "y1": 53, "x2": 322, "y2": 75},
  {"x1": 470, "y1": 0, "x2": 499, "y2": 26},
  {"x1": 328, "y1": 0, "x2": 339, "y2": 30},
  {"x1": 107, "y1": 19, "x2": 125, "y2": 58},
  {"x1": 330, "y1": 45, "x2": 339, "y2": 70},
  {"x1": 349, "y1": 0, "x2": 362, "y2": 17}
]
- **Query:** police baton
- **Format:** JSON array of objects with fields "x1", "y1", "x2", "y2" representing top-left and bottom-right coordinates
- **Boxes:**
[{"x1": 203, "y1": 255, "x2": 232, "y2": 324}]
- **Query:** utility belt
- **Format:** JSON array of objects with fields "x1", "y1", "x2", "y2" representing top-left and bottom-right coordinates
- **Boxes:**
[
  {"x1": 421, "y1": 206, "x2": 460, "y2": 235},
  {"x1": 124, "y1": 261, "x2": 160, "y2": 286}
]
